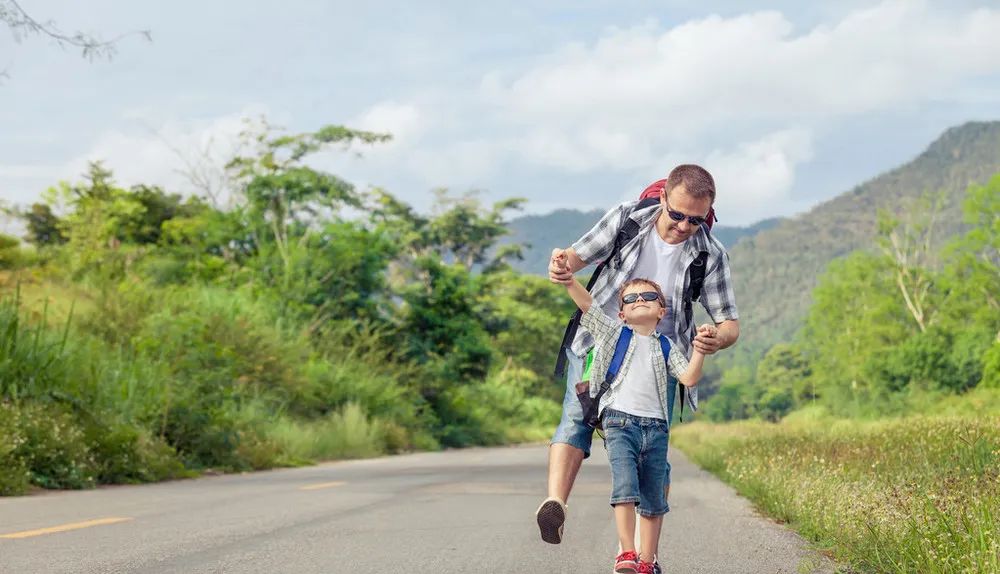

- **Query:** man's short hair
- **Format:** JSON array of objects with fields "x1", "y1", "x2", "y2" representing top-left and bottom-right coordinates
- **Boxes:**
[
  {"x1": 665, "y1": 164, "x2": 715, "y2": 203},
  {"x1": 618, "y1": 278, "x2": 667, "y2": 310}
]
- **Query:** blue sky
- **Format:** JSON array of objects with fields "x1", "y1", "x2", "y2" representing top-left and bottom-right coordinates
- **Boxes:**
[{"x1": 3, "y1": 0, "x2": 1000, "y2": 227}]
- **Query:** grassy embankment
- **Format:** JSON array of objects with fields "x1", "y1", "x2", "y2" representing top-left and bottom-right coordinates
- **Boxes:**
[
  {"x1": 0, "y1": 271, "x2": 558, "y2": 495},
  {"x1": 673, "y1": 397, "x2": 1000, "y2": 574}
]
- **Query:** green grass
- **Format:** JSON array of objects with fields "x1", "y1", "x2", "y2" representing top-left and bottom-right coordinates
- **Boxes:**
[{"x1": 672, "y1": 407, "x2": 1000, "y2": 573}]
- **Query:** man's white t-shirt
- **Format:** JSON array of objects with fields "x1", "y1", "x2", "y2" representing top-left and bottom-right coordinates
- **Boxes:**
[
  {"x1": 600, "y1": 228, "x2": 684, "y2": 335},
  {"x1": 609, "y1": 334, "x2": 664, "y2": 419}
]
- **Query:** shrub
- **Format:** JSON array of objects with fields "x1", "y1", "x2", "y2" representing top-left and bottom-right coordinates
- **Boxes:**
[{"x1": 14, "y1": 402, "x2": 96, "y2": 489}]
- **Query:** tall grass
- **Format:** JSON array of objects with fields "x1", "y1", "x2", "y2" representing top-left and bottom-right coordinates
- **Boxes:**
[{"x1": 672, "y1": 408, "x2": 1000, "y2": 573}]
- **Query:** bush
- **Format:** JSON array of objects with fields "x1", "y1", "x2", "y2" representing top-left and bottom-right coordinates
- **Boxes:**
[
  {"x1": 0, "y1": 403, "x2": 30, "y2": 495},
  {"x1": 82, "y1": 418, "x2": 187, "y2": 483},
  {"x1": 269, "y1": 403, "x2": 387, "y2": 462},
  {"x1": 14, "y1": 402, "x2": 96, "y2": 489}
]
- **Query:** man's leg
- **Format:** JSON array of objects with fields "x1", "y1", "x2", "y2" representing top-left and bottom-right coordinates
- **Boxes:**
[
  {"x1": 547, "y1": 442, "x2": 584, "y2": 502},
  {"x1": 537, "y1": 349, "x2": 591, "y2": 544}
]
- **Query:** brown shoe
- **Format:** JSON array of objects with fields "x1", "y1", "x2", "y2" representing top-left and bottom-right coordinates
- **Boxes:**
[{"x1": 535, "y1": 497, "x2": 566, "y2": 544}]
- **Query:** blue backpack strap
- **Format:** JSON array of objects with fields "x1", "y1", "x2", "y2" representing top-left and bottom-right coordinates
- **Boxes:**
[
  {"x1": 605, "y1": 327, "x2": 634, "y2": 381},
  {"x1": 657, "y1": 335, "x2": 685, "y2": 422},
  {"x1": 583, "y1": 327, "x2": 633, "y2": 429}
]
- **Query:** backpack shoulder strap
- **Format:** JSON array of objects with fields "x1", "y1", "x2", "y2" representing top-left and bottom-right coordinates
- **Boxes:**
[
  {"x1": 604, "y1": 327, "x2": 633, "y2": 382},
  {"x1": 554, "y1": 199, "x2": 656, "y2": 378},
  {"x1": 656, "y1": 334, "x2": 671, "y2": 364},
  {"x1": 657, "y1": 334, "x2": 686, "y2": 422},
  {"x1": 682, "y1": 250, "x2": 710, "y2": 329},
  {"x1": 581, "y1": 327, "x2": 633, "y2": 428}
]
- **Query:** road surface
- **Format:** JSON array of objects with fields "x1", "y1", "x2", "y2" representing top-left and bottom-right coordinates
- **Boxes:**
[{"x1": 0, "y1": 444, "x2": 836, "y2": 573}]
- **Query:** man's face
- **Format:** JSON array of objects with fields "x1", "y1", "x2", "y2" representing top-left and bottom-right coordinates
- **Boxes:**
[
  {"x1": 618, "y1": 283, "x2": 666, "y2": 324},
  {"x1": 659, "y1": 184, "x2": 713, "y2": 244}
]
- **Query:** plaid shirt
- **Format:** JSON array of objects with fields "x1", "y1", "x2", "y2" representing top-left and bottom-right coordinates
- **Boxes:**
[
  {"x1": 571, "y1": 200, "x2": 740, "y2": 411},
  {"x1": 580, "y1": 305, "x2": 688, "y2": 421}
]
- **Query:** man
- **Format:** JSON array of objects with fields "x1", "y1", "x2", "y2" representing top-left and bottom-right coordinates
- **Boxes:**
[{"x1": 536, "y1": 164, "x2": 740, "y2": 546}]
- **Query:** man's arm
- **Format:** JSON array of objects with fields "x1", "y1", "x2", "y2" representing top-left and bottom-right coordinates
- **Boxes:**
[
  {"x1": 547, "y1": 203, "x2": 630, "y2": 284},
  {"x1": 694, "y1": 319, "x2": 740, "y2": 354}
]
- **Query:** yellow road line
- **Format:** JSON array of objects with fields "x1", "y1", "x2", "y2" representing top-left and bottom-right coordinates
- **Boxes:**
[
  {"x1": 299, "y1": 480, "x2": 346, "y2": 491},
  {"x1": 0, "y1": 517, "x2": 133, "y2": 539}
]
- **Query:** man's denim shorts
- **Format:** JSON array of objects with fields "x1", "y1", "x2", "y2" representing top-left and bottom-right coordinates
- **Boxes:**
[
  {"x1": 602, "y1": 408, "x2": 671, "y2": 516},
  {"x1": 550, "y1": 349, "x2": 677, "y2": 463}
]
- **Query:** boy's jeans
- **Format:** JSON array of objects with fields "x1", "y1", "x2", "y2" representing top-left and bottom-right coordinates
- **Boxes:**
[
  {"x1": 550, "y1": 349, "x2": 678, "y2": 469},
  {"x1": 601, "y1": 408, "x2": 671, "y2": 516}
]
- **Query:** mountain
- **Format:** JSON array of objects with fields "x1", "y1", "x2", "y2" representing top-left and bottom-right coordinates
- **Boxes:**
[
  {"x1": 504, "y1": 209, "x2": 780, "y2": 276},
  {"x1": 728, "y1": 121, "x2": 1000, "y2": 362}
]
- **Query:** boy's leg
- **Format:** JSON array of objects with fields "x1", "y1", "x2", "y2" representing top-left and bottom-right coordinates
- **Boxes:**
[
  {"x1": 537, "y1": 350, "x2": 592, "y2": 543},
  {"x1": 638, "y1": 514, "x2": 663, "y2": 564},
  {"x1": 614, "y1": 503, "x2": 638, "y2": 553},
  {"x1": 636, "y1": 421, "x2": 671, "y2": 566}
]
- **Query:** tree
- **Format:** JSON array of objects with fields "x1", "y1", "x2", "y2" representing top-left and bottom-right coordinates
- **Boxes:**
[
  {"x1": 227, "y1": 121, "x2": 389, "y2": 284},
  {"x1": 22, "y1": 203, "x2": 66, "y2": 246},
  {"x1": 876, "y1": 194, "x2": 944, "y2": 333},
  {"x1": 801, "y1": 251, "x2": 914, "y2": 412},
  {"x1": 1, "y1": 0, "x2": 149, "y2": 63}
]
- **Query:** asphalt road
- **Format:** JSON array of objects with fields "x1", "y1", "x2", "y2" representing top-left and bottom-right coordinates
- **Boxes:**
[{"x1": 0, "y1": 444, "x2": 836, "y2": 574}]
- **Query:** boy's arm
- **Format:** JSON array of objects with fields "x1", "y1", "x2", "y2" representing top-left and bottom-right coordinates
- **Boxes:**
[
  {"x1": 677, "y1": 349, "x2": 705, "y2": 388},
  {"x1": 564, "y1": 277, "x2": 593, "y2": 314}
]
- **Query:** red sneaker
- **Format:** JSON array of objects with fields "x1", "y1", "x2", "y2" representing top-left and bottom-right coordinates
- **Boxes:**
[
  {"x1": 636, "y1": 561, "x2": 656, "y2": 574},
  {"x1": 614, "y1": 550, "x2": 639, "y2": 573}
]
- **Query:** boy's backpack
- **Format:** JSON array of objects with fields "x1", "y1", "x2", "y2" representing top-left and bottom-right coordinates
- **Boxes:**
[
  {"x1": 555, "y1": 179, "x2": 715, "y2": 419},
  {"x1": 575, "y1": 326, "x2": 674, "y2": 429}
]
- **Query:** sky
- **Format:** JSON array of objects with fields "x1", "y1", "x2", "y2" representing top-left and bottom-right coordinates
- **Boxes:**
[{"x1": 2, "y1": 0, "x2": 1000, "y2": 228}]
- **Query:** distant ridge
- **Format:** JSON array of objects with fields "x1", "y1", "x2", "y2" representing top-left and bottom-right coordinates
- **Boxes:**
[{"x1": 728, "y1": 121, "x2": 1000, "y2": 361}]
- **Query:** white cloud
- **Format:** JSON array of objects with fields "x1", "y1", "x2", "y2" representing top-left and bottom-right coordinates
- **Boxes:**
[{"x1": 706, "y1": 129, "x2": 814, "y2": 222}]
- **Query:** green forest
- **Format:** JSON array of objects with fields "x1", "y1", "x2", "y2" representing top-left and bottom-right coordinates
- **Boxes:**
[{"x1": 0, "y1": 122, "x2": 574, "y2": 494}]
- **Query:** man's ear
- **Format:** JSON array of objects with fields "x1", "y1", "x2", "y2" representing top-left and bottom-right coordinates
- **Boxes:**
[
  {"x1": 618, "y1": 310, "x2": 626, "y2": 323},
  {"x1": 657, "y1": 307, "x2": 666, "y2": 320}
]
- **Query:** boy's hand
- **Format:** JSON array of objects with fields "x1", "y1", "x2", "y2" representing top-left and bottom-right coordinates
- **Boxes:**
[
  {"x1": 548, "y1": 249, "x2": 573, "y2": 285},
  {"x1": 693, "y1": 324, "x2": 721, "y2": 354}
]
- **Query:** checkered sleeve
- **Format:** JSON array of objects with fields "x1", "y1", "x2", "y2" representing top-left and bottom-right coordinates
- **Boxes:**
[
  {"x1": 701, "y1": 251, "x2": 740, "y2": 323},
  {"x1": 571, "y1": 203, "x2": 629, "y2": 265},
  {"x1": 667, "y1": 344, "x2": 689, "y2": 380},
  {"x1": 580, "y1": 304, "x2": 620, "y2": 342}
]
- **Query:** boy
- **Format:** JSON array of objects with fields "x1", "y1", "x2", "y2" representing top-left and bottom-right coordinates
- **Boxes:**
[{"x1": 555, "y1": 255, "x2": 709, "y2": 573}]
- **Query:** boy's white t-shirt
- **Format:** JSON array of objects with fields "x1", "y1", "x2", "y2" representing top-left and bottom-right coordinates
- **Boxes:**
[
  {"x1": 600, "y1": 228, "x2": 684, "y2": 333},
  {"x1": 609, "y1": 334, "x2": 664, "y2": 419}
]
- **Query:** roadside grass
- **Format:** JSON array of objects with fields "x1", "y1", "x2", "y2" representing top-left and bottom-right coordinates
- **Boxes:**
[{"x1": 672, "y1": 407, "x2": 1000, "y2": 573}]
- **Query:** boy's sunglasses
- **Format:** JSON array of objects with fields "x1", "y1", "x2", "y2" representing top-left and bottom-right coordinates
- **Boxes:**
[
  {"x1": 622, "y1": 291, "x2": 661, "y2": 305},
  {"x1": 664, "y1": 197, "x2": 707, "y2": 226}
]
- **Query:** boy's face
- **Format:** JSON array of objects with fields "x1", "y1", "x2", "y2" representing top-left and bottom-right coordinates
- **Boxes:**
[{"x1": 618, "y1": 283, "x2": 666, "y2": 325}]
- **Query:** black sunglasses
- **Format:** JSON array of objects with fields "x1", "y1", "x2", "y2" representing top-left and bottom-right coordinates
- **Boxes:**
[
  {"x1": 664, "y1": 197, "x2": 707, "y2": 226},
  {"x1": 622, "y1": 291, "x2": 661, "y2": 305}
]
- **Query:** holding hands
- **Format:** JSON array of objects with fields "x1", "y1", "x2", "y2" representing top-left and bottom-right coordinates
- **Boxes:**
[
  {"x1": 549, "y1": 248, "x2": 574, "y2": 285},
  {"x1": 693, "y1": 324, "x2": 722, "y2": 354}
]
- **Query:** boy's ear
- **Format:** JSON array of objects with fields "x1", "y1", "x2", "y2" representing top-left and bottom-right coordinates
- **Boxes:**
[
  {"x1": 618, "y1": 310, "x2": 626, "y2": 323},
  {"x1": 657, "y1": 307, "x2": 666, "y2": 319}
]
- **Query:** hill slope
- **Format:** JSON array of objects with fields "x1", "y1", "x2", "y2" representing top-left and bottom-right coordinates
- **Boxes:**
[{"x1": 729, "y1": 121, "x2": 1000, "y2": 360}]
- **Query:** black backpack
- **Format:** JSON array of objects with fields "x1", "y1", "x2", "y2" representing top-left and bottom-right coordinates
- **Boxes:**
[{"x1": 554, "y1": 197, "x2": 710, "y2": 419}]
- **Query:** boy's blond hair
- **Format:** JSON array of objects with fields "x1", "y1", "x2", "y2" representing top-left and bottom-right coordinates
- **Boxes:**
[{"x1": 617, "y1": 278, "x2": 667, "y2": 310}]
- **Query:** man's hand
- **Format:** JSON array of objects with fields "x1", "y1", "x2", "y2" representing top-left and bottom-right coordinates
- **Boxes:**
[
  {"x1": 693, "y1": 324, "x2": 722, "y2": 354},
  {"x1": 548, "y1": 248, "x2": 574, "y2": 285}
]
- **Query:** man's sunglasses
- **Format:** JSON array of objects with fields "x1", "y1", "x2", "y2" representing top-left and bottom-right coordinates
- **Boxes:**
[
  {"x1": 622, "y1": 291, "x2": 661, "y2": 305},
  {"x1": 664, "y1": 197, "x2": 707, "y2": 226}
]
